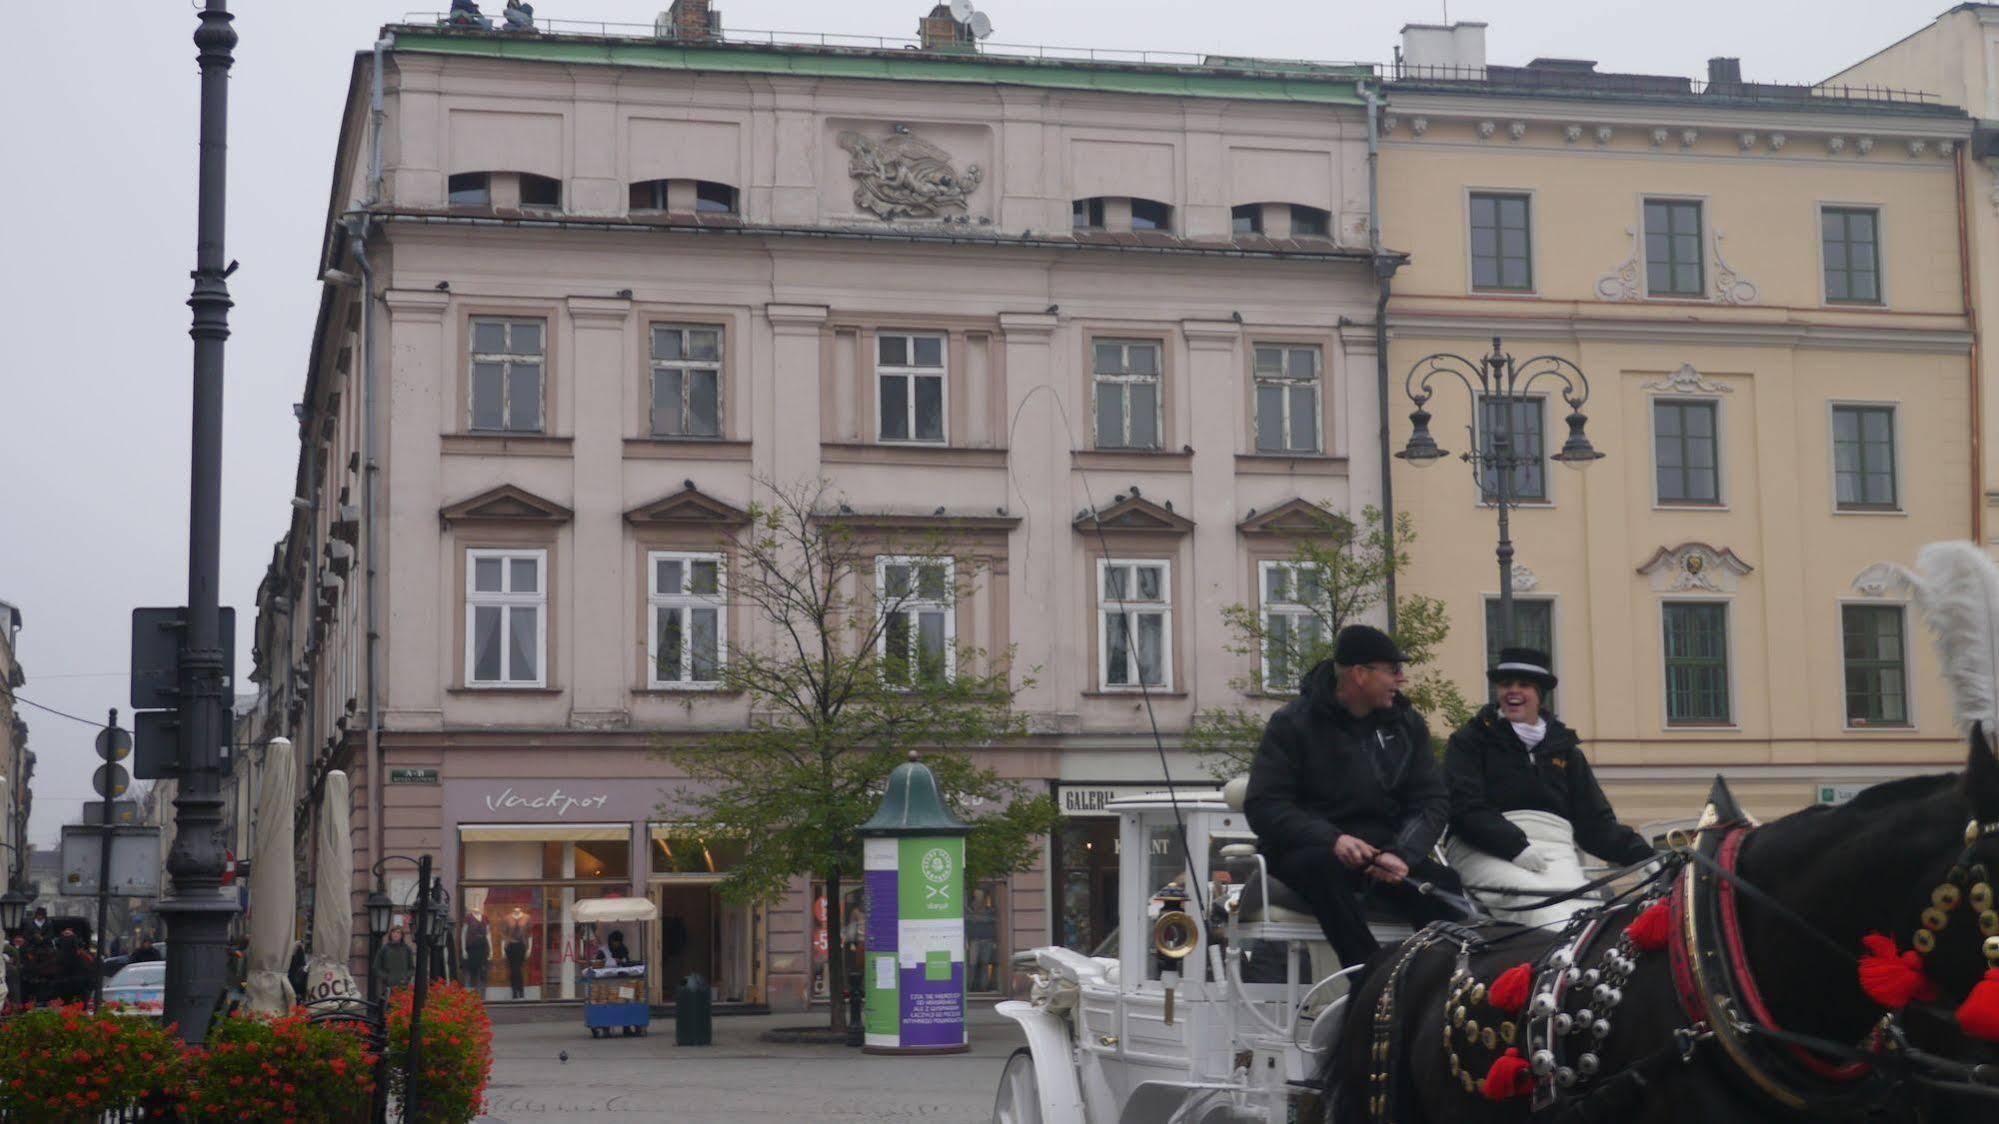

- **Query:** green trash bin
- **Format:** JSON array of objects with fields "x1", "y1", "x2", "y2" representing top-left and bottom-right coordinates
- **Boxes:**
[{"x1": 674, "y1": 973, "x2": 712, "y2": 1046}]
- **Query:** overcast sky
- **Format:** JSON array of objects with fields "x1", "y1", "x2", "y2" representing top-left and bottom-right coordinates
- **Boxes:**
[{"x1": 0, "y1": 0, "x2": 1953, "y2": 845}]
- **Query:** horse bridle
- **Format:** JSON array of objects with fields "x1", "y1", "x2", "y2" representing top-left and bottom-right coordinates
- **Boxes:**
[{"x1": 1673, "y1": 817, "x2": 1999, "y2": 1109}]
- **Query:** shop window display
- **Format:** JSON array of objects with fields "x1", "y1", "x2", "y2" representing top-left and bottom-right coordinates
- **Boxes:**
[
  {"x1": 459, "y1": 827, "x2": 635, "y2": 1002},
  {"x1": 966, "y1": 881, "x2": 1006, "y2": 995},
  {"x1": 809, "y1": 883, "x2": 868, "y2": 1002}
]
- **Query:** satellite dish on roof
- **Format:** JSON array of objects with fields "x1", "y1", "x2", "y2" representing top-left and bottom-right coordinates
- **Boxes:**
[
  {"x1": 949, "y1": 0, "x2": 975, "y2": 23},
  {"x1": 968, "y1": 10, "x2": 993, "y2": 38}
]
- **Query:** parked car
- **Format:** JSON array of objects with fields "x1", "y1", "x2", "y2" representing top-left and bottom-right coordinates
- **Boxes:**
[{"x1": 101, "y1": 961, "x2": 165, "y2": 1017}]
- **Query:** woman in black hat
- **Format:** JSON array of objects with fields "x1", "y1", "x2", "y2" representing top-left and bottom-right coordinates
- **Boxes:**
[{"x1": 1442, "y1": 647, "x2": 1654, "y2": 925}]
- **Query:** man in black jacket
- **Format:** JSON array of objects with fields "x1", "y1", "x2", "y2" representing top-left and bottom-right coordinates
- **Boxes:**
[
  {"x1": 1245, "y1": 625, "x2": 1470, "y2": 968},
  {"x1": 1444, "y1": 646, "x2": 1654, "y2": 869}
]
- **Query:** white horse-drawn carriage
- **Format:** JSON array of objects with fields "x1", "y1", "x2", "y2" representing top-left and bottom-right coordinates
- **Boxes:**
[
  {"x1": 993, "y1": 782, "x2": 1628, "y2": 1124},
  {"x1": 992, "y1": 783, "x2": 1410, "y2": 1124}
]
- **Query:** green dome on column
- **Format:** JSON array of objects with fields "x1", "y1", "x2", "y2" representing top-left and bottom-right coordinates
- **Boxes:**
[{"x1": 859, "y1": 752, "x2": 972, "y2": 837}]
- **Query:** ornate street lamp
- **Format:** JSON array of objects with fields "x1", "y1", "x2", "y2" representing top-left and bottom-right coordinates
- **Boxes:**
[
  {"x1": 1396, "y1": 336, "x2": 1603, "y2": 648},
  {"x1": 0, "y1": 887, "x2": 28, "y2": 933}
]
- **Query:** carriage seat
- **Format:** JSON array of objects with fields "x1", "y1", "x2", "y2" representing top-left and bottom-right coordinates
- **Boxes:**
[{"x1": 1219, "y1": 775, "x2": 1420, "y2": 933}]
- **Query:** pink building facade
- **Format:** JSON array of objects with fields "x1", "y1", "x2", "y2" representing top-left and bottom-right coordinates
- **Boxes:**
[{"x1": 253, "y1": 9, "x2": 1387, "y2": 1011}]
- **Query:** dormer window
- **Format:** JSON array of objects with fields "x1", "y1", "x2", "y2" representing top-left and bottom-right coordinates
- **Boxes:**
[
  {"x1": 449, "y1": 171, "x2": 562, "y2": 211},
  {"x1": 1230, "y1": 202, "x2": 1333, "y2": 240},
  {"x1": 1130, "y1": 199, "x2": 1172, "y2": 232},
  {"x1": 629, "y1": 179, "x2": 740, "y2": 215},
  {"x1": 519, "y1": 174, "x2": 561, "y2": 211},
  {"x1": 448, "y1": 172, "x2": 491, "y2": 206},
  {"x1": 1072, "y1": 196, "x2": 1174, "y2": 234},
  {"x1": 695, "y1": 181, "x2": 736, "y2": 214}
]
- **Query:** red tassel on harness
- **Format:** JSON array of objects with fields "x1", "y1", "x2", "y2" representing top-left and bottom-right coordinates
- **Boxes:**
[
  {"x1": 1481, "y1": 1047, "x2": 1533, "y2": 1100},
  {"x1": 1625, "y1": 899, "x2": 1671, "y2": 952},
  {"x1": 1955, "y1": 968, "x2": 1999, "y2": 1041},
  {"x1": 1856, "y1": 933, "x2": 1937, "y2": 1009},
  {"x1": 1487, "y1": 962, "x2": 1533, "y2": 1015}
]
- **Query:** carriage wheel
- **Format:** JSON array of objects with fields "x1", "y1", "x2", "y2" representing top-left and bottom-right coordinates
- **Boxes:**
[{"x1": 991, "y1": 1047, "x2": 1042, "y2": 1124}]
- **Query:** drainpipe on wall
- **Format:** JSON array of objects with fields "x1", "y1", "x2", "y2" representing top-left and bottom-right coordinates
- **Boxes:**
[
  {"x1": 1362, "y1": 81, "x2": 1403, "y2": 633},
  {"x1": 1956, "y1": 144, "x2": 1983, "y2": 546},
  {"x1": 359, "y1": 34, "x2": 392, "y2": 907}
]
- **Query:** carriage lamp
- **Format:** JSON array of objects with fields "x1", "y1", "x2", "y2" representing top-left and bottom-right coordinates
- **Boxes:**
[
  {"x1": 0, "y1": 888, "x2": 28, "y2": 933},
  {"x1": 1397, "y1": 336, "x2": 1602, "y2": 648},
  {"x1": 366, "y1": 888, "x2": 393, "y2": 939}
]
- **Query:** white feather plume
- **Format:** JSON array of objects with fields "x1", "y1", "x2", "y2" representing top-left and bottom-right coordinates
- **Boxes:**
[{"x1": 1891, "y1": 542, "x2": 1999, "y2": 739}]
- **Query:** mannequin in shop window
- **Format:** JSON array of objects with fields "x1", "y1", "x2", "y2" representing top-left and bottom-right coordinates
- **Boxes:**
[
  {"x1": 462, "y1": 908, "x2": 490, "y2": 991},
  {"x1": 503, "y1": 907, "x2": 533, "y2": 999}
]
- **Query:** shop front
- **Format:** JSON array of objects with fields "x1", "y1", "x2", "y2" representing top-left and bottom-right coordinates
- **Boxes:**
[
  {"x1": 443, "y1": 778, "x2": 766, "y2": 1007},
  {"x1": 1050, "y1": 782, "x2": 1209, "y2": 954}
]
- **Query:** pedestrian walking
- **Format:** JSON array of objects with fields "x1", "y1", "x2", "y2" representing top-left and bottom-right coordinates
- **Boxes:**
[{"x1": 373, "y1": 926, "x2": 415, "y2": 992}]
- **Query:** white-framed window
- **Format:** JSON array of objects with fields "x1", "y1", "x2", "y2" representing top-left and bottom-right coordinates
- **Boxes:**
[
  {"x1": 876, "y1": 556, "x2": 954, "y2": 686},
  {"x1": 1093, "y1": 340, "x2": 1162, "y2": 450},
  {"x1": 650, "y1": 325, "x2": 723, "y2": 438},
  {"x1": 1259, "y1": 561, "x2": 1324, "y2": 692},
  {"x1": 1098, "y1": 559, "x2": 1171, "y2": 690},
  {"x1": 466, "y1": 549, "x2": 546, "y2": 686},
  {"x1": 1253, "y1": 344, "x2": 1321, "y2": 454},
  {"x1": 468, "y1": 317, "x2": 545, "y2": 433},
  {"x1": 876, "y1": 332, "x2": 947, "y2": 443},
  {"x1": 648, "y1": 552, "x2": 725, "y2": 688}
]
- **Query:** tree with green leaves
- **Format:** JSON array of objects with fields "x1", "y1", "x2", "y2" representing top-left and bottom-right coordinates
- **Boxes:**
[
  {"x1": 1188, "y1": 503, "x2": 1473, "y2": 779},
  {"x1": 655, "y1": 477, "x2": 1060, "y2": 1029}
]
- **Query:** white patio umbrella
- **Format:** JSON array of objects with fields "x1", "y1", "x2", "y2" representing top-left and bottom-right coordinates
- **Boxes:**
[
  {"x1": 305, "y1": 769, "x2": 360, "y2": 1005},
  {"x1": 243, "y1": 737, "x2": 296, "y2": 1013}
]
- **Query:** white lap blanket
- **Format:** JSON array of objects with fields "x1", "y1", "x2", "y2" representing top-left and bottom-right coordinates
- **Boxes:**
[{"x1": 1446, "y1": 810, "x2": 1593, "y2": 930}]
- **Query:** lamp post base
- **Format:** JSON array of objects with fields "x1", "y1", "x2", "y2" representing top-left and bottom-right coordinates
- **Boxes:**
[{"x1": 158, "y1": 891, "x2": 240, "y2": 1043}]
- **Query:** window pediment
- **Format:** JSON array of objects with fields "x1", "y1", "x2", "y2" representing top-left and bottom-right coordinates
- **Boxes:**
[
  {"x1": 625, "y1": 483, "x2": 749, "y2": 528},
  {"x1": 1237, "y1": 498, "x2": 1350, "y2": 539},
  {"x1": 1637, "y1": 542, "x2": 1754, "y2": 593},
  {"x1": 1073, "y1": 494, "x2": 1193, "y2": 536},
  {"x1": 439, "y1": 484, "x2": 572, "y2": 529}
]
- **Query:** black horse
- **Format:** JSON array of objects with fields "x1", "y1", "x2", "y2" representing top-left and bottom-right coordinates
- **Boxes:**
[{"x1": 1325, "y1": 732, "x2": 1999, "y2": 1122}]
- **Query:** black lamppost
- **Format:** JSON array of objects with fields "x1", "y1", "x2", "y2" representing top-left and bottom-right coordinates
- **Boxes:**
[
  {"x1": 159, "y1": 0, "x2": 242, "y2": 1046},
  {"x1": 1396, "y1": 337, "x2": 1603, "y2": 648},
  {"x1": 369, "y1": 855, "x2": 435, "y2": 1123}
]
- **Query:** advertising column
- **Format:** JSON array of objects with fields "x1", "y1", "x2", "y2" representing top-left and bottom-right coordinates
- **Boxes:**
[{"x1": 858, "y1": 755, "x2": 971, "y2": 1055}]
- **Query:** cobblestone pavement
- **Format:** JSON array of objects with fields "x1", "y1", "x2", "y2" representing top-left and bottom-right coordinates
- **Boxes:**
[{"x1": 475, "y1": 1005, "x2": 1023, "y2": 1123}]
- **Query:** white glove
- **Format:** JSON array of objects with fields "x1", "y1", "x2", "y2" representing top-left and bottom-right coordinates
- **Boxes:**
[{"x1": 1512, "y1": 846, "x2": 1551, "y2": 874}]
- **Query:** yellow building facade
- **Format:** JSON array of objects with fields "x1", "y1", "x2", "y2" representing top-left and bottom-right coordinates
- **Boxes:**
[{"x1": 1380, "y1": 27, "x2": 1977, "y2": 824}]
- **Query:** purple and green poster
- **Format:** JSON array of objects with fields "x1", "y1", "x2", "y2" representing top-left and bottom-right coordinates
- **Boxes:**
[{"x1": 862, "y1": 834, "x2": 967, "y2": 1052}]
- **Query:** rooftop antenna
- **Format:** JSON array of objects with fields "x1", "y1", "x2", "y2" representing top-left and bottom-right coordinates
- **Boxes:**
[
  {"x1": 949, "y1": 0, "x2": 973, "y2": 23},
  {"x1": 968, "y1": 10, "x2": 993, "y2": 39}
]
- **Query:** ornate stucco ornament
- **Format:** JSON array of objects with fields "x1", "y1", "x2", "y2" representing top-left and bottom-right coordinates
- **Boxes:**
[
  {"x1": 836, "y1": 125, "x2": 984, "y2": 220},
  {"x1": 1828, "y1": 136, "x2": 1847, "y2": 154},
  {"x1": 1680, "y1": 129, "x2": 1699, "y2": 148},
  {"x1": 1651, "y1": 128, "x2": 1669, "y2": 147},
  {"x1": 1508, "y1": 121, "x2": 1528, "y2": 141},
  {"x1": 1510, "y1": 564, "x2": 1540, "y2": 593},
  {"x1": 1638, "y1": 543, "x2": 1755, "y2": 594},
  {"x1": 1768, "y1": 133, "x2": 1786, "y2": 152},
  {"x1": 1857, "y1": 137, "x2": 1875, "y2": 155},
  {"x1": 1478, "y1": 120, "x2": 1497, "y2": 139},
  {"x1": 1710, "y1": 230, "x2": 1759, "y2": 305},
  {"x1": 1594, "y1": 126, "x2": 1613, "y2": 146},
  {"x1": 1908, "y1": 139, "x2": 1929, "y2": 158},
  {"x1": 1640, "y1": 363, "x2": 1733, "y2": 395},
  {"x1": 1565, "y1": 124, "x2": 1583, "y2": 144},
  {"x1": 1595, "y1": 226, "x2": 1642, "y2": 301},
  {"x1": 1851, "y1": 562, "x2": 1904, "y2": 599}
]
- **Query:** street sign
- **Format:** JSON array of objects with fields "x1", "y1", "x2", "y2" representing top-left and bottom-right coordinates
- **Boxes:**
[
  {"x1": 129, "y1": 606, "x2": 235, "y2": 710},
  {"x1": 81, "y1": 800, "x2": 142, "y2": 825},
  {"x1": 94, "y1": 763, "x2": 131, "y2": 800},
  {"x1": 59, "y1": 825, "x2": 163, "y2": 897},
  {"x1": 133, "y1": 710, "x2": 179, "y2": 780},
  {"x1": 95, "y1": 725, "x2": 132, "y2": 762},
  {"x1": 1817, "y1": 783, "x2": 1866, "y2": 806},
  {"x1": 388, "y1": 767, "x2": 440, "y2": 785}
]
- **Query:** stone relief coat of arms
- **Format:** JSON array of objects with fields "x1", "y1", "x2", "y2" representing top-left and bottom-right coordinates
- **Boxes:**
[{"x1": 836, "y1": 126, "x2": 983, "y2": 220}]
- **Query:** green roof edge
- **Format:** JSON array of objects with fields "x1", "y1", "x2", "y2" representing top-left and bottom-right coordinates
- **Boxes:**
[{"x1": 387, "y1": 29, "x2": 1370, "y2": 105}]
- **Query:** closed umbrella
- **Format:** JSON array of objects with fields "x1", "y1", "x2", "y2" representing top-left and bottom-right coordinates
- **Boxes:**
[
  {"x1": 305, "y1": 769, "x2": 360, "y2": 1005},
  {"x1": 244, "y1": 738, "x2": 296, "y2": 1014}
]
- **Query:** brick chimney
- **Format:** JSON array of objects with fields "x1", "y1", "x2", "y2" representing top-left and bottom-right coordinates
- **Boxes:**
[
  {"x1": 658, "y1": 0, "x2": 721, "y2": 43},
  {"x1": 918, "y1": 4, "x2": 970, "y2": 51}
]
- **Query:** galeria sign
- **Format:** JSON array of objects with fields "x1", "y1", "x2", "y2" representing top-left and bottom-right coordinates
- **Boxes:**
[{"x1": 481, "y1": 786, "x2": 611, "y2": 817}]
